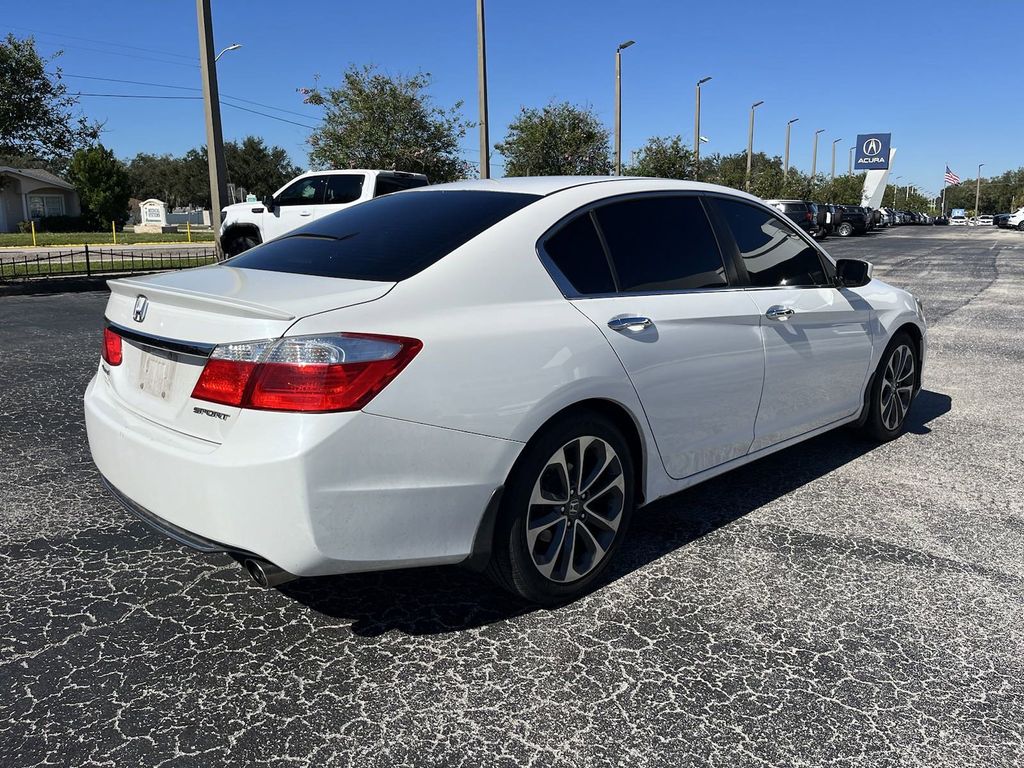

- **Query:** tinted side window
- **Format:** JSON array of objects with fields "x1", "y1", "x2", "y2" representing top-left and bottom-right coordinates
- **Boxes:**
[
  {"x1": 227, "y1": 191, "x2": 539, "y2": 282},
  {"x1": 374, "y1": 176, "x2": 429, "y2": 197},
  {"x1": 595, "y1": 196, "x2": 727, "y2": 292},
  {"x1": 715, "y1": 198, "x2": 829, "y2": 287},
  {"x1": 543, "y1": 214, "x2": 615, "y2": 295},
  {"x1": 277, "y1": 176, "x2": 326, "y2": 206},
  {"x1": 324, "y1": 174, "x2": 364, "y2": 204}
]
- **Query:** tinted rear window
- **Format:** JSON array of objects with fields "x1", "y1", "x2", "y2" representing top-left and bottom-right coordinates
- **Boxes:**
[
  {"x1": 543, "y1": 213, "x2": 616, "y2": 294},
  {"x1": 227, "y1": 191, "x2": 539, "y2": 282}
]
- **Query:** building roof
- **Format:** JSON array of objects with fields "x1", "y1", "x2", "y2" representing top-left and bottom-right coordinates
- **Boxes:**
[{"x1": 0, "y1": 166, "x2": 75, "y2": 190}]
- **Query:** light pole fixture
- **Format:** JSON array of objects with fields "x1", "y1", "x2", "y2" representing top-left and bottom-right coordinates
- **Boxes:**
[
  {"x1": 891, "y1": 176, "x2": 903, "y2": 207},
  {"x1": 694, "y1": 76, "x2": 711, "y2": 180},
  {"x1": 831, "y1": 138, "x2": 842, "y2": 180},
  {"x1": 214, "y1": 43, "x2": 242, "y2": 62},
  {"x1": 975, "y1": 163, "x2": 985, "y2": 216},
  {"x1": 745, "y1": 100, "x2": 763, "y2": 191},
  {"x1": 848, "y1": 146, "x2": 855, "y2": 175},
  {"x1": 614, "y1": 39, "x2": 635, "y2": 176},
  {"x1": 783, "y1": 117, "x2": 798, "y2": 174},
  {"x1": 810, "y1": 128, "x2": 825, "y2": 179}
]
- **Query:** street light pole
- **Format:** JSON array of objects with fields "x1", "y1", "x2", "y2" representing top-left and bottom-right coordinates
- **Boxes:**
[
  {"x1": 848, "y1": 146, "x2": 854, "y2": 175},
  {"x1": 614, "y1": 40, "x2": 635, "y2": 176},
  {"x1": 831, "y1": 138, "x2": 842, "y2": 180},
  {"x1": 975, "y1": 163, "x2": 985, "y2": 215},
  {"x1": 810, "y1": 129, "x2": 824, "y2": 178},
  {"x1": 476, "y1": 0, "x2": 490, "y2": 179},
  {"x1": 214, "y1": 43, "x2": 241, "y2": 62},
  {"x1": 196, "y1": 0, "x2": 228, "y2": 242},
  {"x1": 891, "y1": 176, "x2": 902, "y2": 207},
  {"x1": 694, "y1": 76, "x2": 711, "y2": 180},
  {"x1": 745, "y1": 100, "x2": 763, "y2": 191},
  {"x1": 783, "y1": 117, "x2": 798, "y2": 174}
]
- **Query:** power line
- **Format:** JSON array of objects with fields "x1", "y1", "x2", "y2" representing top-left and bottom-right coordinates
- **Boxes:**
[
  {"x1": 72, "y1": 92, "x2": 318, "y2": 130},
  {"x1": 10, "y1": 25, "x2": 195, "y2": 61},
  {"x1": 61, "y1": 73, "x2": 317, "y2": 118},
  {"x1": 37, "y1": 42, "x2": 198, "y2": 68}
]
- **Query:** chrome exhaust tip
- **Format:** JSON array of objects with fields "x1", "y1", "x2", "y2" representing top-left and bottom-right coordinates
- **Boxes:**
[{"x1": 243, "y1": 558, "x2": 298, "y2": 588}]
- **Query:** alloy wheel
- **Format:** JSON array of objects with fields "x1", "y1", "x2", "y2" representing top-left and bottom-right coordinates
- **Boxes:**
[
  {"x1": 880, "y1": 344, "x2": 915, "y2": 431},
  {"x1": 525, "y1": 436, "x2": 625, "y2": 583}
]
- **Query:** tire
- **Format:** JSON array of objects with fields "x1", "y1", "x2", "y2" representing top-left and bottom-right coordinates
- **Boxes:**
[
  {"x1": 223, "y1": 230, "x2": 261, "y2": 256},
  {"x1": 837, "y1": 222, "x2": 854, "y2": 237},
  {"x1": 862, "y1": 333, "x2": 918, "y2": 441},
  {"x1": 487, "y1": 413, "x2": 635, "y2": 605},
  {"x1": 1017, "y1": 221, "x2": 1024, "y2": 232}
]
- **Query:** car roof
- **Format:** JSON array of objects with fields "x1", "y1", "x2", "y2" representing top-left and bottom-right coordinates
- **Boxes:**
[
  {"x1": 403, "y1": 176, "x2": 770, "y2": 203},
  {"x1": 294, "y1": 169, "x2": 428, "y2": 179}
]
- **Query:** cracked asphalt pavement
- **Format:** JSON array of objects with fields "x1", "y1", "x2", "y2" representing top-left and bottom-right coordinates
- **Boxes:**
[{"x1": 1, "y1": 226, "x2": 1022, "y2": 767}]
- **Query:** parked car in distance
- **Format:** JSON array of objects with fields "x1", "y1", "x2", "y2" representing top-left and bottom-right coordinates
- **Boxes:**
[
  {"x1": 993, "y1": 213, "x2": 1010, "y2": 228},
  {"x1": 764, "y1": 199, "x2": 818, "y2": 236},
  {"x1": 976, "y1": 215, "x2": 994, "y2": 226},
  {"x1": 219, "y1": 169, "x2": 429, "y2": 256},
  {"x1": 85, "y1": 177, "x2": 927, "y2": 604},
  {"x1": 1008, "y1": 207, "x2": 1024, "y2": 231},
  {"x1": 836, "y1": 205, "x2": 870, "y2": 236},
  {"x1": 934, "y1": 215, "x2": 949, "y2": 225},
  {"x1": 950, "y1": 214, "x2": 968, "y2": 226}
]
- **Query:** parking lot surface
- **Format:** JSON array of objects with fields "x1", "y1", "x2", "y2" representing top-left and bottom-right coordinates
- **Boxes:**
[{"x1": 1, "y1": 226, "x2": 1022, "y2": 767}]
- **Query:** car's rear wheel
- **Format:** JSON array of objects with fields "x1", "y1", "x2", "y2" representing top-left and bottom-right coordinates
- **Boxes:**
[
  {"x1": 487, "y1": 414, "x2": 635, "y2": 604},
  {"x1": 1018, "y1": 221, "x2": 1024, "y2": 232},
  {"x1": 837, "y1": 222, "x2": 854, "y2": 237},
  {"x1": 863, "y1": 333, "x2": 917, "y2": 441}
]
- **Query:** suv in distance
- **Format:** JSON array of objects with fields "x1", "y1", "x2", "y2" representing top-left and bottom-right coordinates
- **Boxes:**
[
  {"x1": 764, "y1": 199, "x2": 818, "y2": 237},
  {"x1": 1009, "y1": 207, "x2": 1024, "y2": 231},
  {"x1": 219, "y1": 169, "x2": 429, "y2": 256},
  {"x1": 835, "y1": 205, "x2": 869, "y2": 236}
]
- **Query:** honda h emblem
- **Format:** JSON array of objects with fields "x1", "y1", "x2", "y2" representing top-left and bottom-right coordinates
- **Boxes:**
[
  {"x1": 133, "y1": 295, "x2": 148, "y2": 323},
  {"x1": 863, "y1": 137, "x2": 882, "y2": 156}
]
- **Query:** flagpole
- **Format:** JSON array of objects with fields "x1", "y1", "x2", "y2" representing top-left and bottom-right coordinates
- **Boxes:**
[{"x1": 941, "y1": 166, "x2": 947, "y2": 216}]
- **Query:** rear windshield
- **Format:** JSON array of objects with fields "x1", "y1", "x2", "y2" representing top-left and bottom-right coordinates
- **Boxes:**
[{"x1": 226, "y1": 190, "x2": 540, "y2": 282}]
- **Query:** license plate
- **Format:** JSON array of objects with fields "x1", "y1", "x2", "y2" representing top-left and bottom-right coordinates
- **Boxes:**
[{"x1": 140, "y1": 353, "x2": 175, "y2": 400}]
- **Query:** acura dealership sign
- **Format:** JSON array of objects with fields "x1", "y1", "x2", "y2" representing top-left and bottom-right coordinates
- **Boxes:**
[{"x1": 854, "y1": 133, "x2": 891, "y2": 170}]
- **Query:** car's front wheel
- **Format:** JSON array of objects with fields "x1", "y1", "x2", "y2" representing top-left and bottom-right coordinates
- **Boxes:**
[
  {"x1": 863, "y1": 333, "x2": 918, "y2": 441},
  {"x1": 487, "y1": 413, "x2": 635, "y2": 604},
  {"x1": 837, "y1": 222, "x2": 854, "y2": 237}
]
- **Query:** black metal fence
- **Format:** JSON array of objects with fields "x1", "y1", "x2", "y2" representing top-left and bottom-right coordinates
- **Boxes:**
[{"x1": 0, "y1": 246, "x2": 221, "y2": 283}]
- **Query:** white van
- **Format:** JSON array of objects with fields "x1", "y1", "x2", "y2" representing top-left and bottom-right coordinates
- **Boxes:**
[{"x1": 219, "y1": 169, "x2": 429, "y2": 255}]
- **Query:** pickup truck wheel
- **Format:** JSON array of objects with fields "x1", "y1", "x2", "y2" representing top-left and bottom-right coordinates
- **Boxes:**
[
  {"x1": 837, "y1": 222, "x2": 854, "y2": 237},
  {"x1": 223, "y1": 231, "x2": 261, "y2": 256}
]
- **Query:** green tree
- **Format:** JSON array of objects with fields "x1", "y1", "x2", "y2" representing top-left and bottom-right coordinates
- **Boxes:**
[
  {"x1": 497, "y1": 102, "x2": 611, "y2": 177},
  {"x1": 306, "y1": 65, "x2": 472, "y2": 182},
  {"x1": 224, "y1": 136, "x2": 302, "y2": 197},
  {"x1": 0, "y1": 34, "x2": 99, "y2": 169},
  {"x1": 624, "y1": 135, "x2": 693, "y2": 179},
  {"x1": 68, "y1": 144, "x2": 131, "y2": 226}
]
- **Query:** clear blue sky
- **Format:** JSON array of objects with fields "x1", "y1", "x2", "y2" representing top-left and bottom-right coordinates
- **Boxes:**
[{"x1": 7, "y1": 0, "x2": 1021, "y2": 195}]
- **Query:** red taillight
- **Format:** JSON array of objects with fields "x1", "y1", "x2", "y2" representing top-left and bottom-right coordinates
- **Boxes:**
[
  {"x1": 102, "y1": 327, "x2": 122, "y2": 366},
  {"x1": 190, "y1": 334, "x2": 421, "y2": 413},
  {"x1": 805, "y1": 211, "x2": 813, "y2": 221}
]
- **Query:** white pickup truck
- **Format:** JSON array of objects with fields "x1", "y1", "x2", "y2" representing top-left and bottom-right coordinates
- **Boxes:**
[{"x1": 219, "y1": 169, "x2": 429, "y2": 255}]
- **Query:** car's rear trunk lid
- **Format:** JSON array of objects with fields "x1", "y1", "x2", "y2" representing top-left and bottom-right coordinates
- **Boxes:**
[{"x1": 101, "y1": 265, "x2": 395, "y2": 443}]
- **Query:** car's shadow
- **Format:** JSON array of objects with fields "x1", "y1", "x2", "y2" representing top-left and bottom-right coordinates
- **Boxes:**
[{"x1": 281, "y1": 389, "x2": 952, "y2": 636}]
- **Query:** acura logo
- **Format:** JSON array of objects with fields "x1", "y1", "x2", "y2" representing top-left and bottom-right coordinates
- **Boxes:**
[
  {"x1": 863, "y1": 137, "x2": 882, "y2": 156},
  {"x1": 133, "y1": 295, "x2": 148, "y2": 323}
]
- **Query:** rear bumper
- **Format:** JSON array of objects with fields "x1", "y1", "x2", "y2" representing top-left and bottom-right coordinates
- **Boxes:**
[{"x1": 85, "y1": 371, "x2": 523, "y2": 576}]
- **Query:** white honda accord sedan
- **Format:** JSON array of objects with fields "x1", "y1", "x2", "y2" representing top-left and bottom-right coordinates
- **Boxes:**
[{"x1": 85, "y1": 177, "x2": 926, "y2": 604}]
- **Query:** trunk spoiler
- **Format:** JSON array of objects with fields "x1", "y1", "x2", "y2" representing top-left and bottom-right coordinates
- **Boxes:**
[{"x1": 108, "y1": 277, "x2": 297, "y2": 322}]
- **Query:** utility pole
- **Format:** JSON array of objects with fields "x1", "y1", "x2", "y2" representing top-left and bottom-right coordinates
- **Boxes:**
[
  {"x1": 614, "y1": 40, "x2": 635, "y2": 176},
  {"x1": 831, "y1": 138, "x2": 841, "y2": 180},
  {"x1": 694, "y1": 77, "x2": 711, "y2": 180},
  {"x1": 891, "y1": 176, "x2": 902, "y2": 207},
  {"x1": 745, "y1": 100, "x2": 763, "y2": 192},
  {"x1": 196, "y1": 0, "x2": 228, "y2": 241},
  {"x1": 783, "y1": 117, "x2": 798, "y2": 174},
  {"x1": 975, "y1": 163, "x2": 985, "y2": 215},
  {"x1": 810, "y1": 129, "x2": 824, "y2": 178},
  {"x1": 476, "y1": 0, "x2": 490, "y2": 179},
  {"x1": 848, "y1": 146, "x2": 854, "y2": 175}
]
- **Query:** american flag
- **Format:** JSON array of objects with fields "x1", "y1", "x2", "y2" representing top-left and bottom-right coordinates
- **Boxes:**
[{"x1": 944, "y1": 166, "x2": 961, "y2": 185}]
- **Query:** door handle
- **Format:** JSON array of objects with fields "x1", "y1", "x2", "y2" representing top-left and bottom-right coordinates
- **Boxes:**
[
  {"x1": 607, "y1": 316, "x2": 653, "y2": 332},
  {"x1": 299, "y1": 210, "x2": 312, "y2": 216},
  {"x1": 765, "y1": 306, "x2": 795, "y2": 321}
]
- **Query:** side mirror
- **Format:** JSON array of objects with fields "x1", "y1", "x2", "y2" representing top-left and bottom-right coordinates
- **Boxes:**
[
  {"x1": 835, "y1": 258, "x2": 872, "y2": 288},
  {"x1": 262, "y1": 195, "x2": 276, "y2": 213}
]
